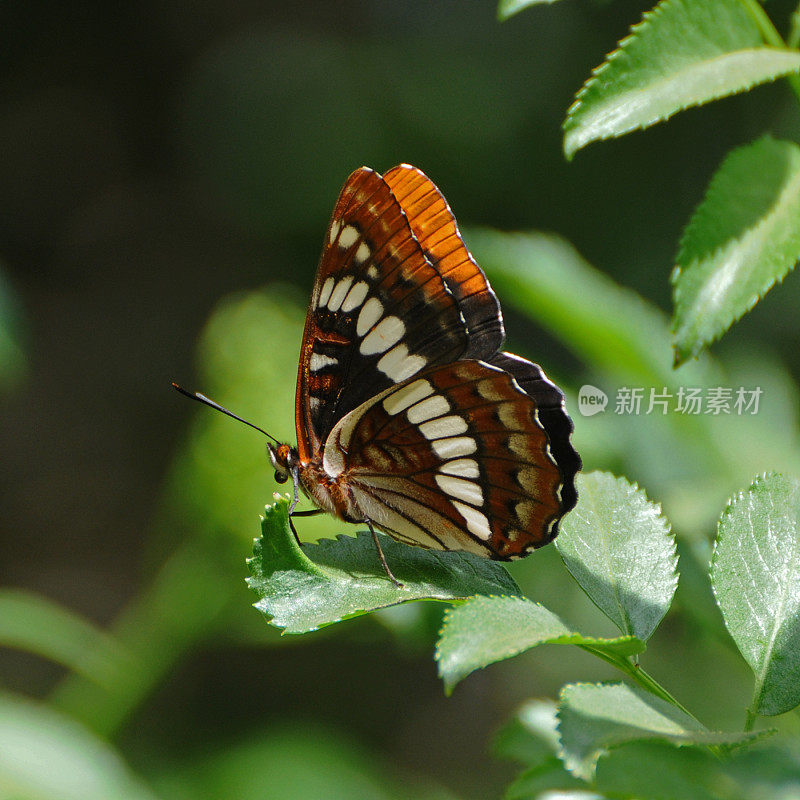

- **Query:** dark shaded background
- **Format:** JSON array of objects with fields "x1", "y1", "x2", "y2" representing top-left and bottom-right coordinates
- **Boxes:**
[{"x1": 3, "y1": 1, "x2": 800, "y2": 797}]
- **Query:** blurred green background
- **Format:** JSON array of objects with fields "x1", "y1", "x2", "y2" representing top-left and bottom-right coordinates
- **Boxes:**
[{"x1": 3, "y1": 2, "x2": 800, "y2": 798}]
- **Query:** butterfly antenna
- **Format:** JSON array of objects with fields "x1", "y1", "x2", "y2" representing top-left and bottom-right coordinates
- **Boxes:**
[{"x1": 171, "y1": 382, "x2": 281, "y2": 445}]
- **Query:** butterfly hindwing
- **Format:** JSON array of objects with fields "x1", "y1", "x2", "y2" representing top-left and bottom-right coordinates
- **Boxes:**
[
  {"x1": 321, "y1": 359, "x2": 568, "y2": 559},
  {"x1": 295, "y1": 166, "x2": 504, "y2": 462}
]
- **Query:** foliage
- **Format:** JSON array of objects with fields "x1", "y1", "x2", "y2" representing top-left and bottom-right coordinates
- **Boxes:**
[
  {"x1": 712, "y1": 473, "x2": 800, "y2": 719},
  {"x1": 250, "y1": 466, "x2": 800, "y2": 797},
  {"x1": 528, "y1": 0, "x2": 800, "y2": 362},
  {"x1": 248, "y1": 498, "x2": 519, "y2": 634},
  {"x1": 7, "y1": 2, "x2": 800, "y2": 798}
]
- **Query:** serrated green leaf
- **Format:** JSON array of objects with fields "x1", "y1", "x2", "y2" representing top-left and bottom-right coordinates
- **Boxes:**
[
  {"x1": 494, "y1": 699, "x2": 561, "y2": 766},
  {"x1": 0, "y1": 590, "x2": 132, "y2": 688},
  {"x1": 247, "y1": 497, "x2": 520, "y2": 634},
  {"x1": 498, "y1": 0, "x2": 563, "y2": 22},
  {"x1": 435, "y1": 595, "x2": 644, "y2": 694},
  {"x1": 557, "y1": 682, "x2": 764, "y2": 780},
  {"x1": 563, "y1": 0, "x2": 800, "y2": 158},
  {"x1": 0, "y1": 691, "x2": 159, "y2": 800},
  {"x1": 556, "y1": 472, "x2": 678, "y2": 642},
  {"x1": 672, "y1": 137, "x2": 800, "y2": 364},
  {"x1": 711, "y1": 472, "x2": 800, "y2": 716}
]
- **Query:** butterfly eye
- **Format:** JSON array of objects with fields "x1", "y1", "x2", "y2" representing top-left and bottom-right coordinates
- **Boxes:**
[{"x1": 274, "y1": 470, "x2": 289, "y2": 484}]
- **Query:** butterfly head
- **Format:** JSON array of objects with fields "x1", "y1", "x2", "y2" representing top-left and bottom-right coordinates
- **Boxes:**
[{"x1": 268, "y1": 442, "x2": 297, "y2": 485}]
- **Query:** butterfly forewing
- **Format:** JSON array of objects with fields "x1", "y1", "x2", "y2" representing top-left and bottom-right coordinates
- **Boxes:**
[
  {"x1": 383, "y1": 165, "x2": 504, "y2": 358},
  {"x1": 296, "y1": 165, "x2": 505, "y2": 463},
  {"x1": 321, "y1": 359, "x2": 566, "y2": 559}
]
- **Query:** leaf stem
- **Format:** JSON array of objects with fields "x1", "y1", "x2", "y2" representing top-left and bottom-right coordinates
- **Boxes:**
[
  {"x1": 580, "y1": 646, "x2": 697, "y2": 721},
  {"x1": 739, "y1": 0, "x2": 800, "y2": 104},
  {"x1": 789, "y1": 2, "x2": 800, "y2": 50},
  {"x1": 744, "y1": 707, "x2": 758, "y2": 732}
]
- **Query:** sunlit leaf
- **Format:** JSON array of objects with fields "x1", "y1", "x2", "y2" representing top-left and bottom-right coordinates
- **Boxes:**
[
  {"x1": 0, "y1": 691, "x2": 159, "y2": 800},
  {"x1": 498, "y1": 0, "x2": 564, "y2": 22},
  {"x1": 563, "y1": 0, "x2": 800, "y2": 158},
  {"x1": 435, "y1": 595, "x2": 643, "y2": 694},
  {"x1": 711, "y1": 472, "x2": 800, "y2": 716},
  {"x1": 672, "y1": 137, "x2": 800, "y2": 364},
  {"x1": 248, "y1": 497, "x2": 520, "y2": 634},
  {"x1": 0, "y1": 590, "x2": 131, "y2": 688},
  {"x1": 557, "y1": 682, "x2": 765, "y2": 780},
  {"x1": 557, "y1": 472, "x2": 678, "y2": 641}
]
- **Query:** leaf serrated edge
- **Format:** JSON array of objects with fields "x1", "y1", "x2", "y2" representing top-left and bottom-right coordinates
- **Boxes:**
[
  {"x1": 559, "y1": 472, "x2": 679, "y2": 641},
  {"x1": 555, "y1": 681, "x2": 618, "y2": 777},
  {"x1": 563, "y1": 0, "x2": 676, "y2": 157},
  {"x1": 563, "y1": 0, "x2": 799, "y2": 158},
  {"x1": 710, "y1": 471, "x2": 800, "y2": 718},
  {"x1": 671, "y1": 140, "x2": 800, "y2": 363}
]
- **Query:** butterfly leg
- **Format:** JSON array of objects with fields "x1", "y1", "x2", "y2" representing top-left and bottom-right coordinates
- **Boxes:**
[
  {"x1": 286, "y1": 466, "x2": 306, "y2": 546},
  {"x1": 364, "y1": 518, "x2": 404, "y2": 589},
  {"x1": 287, "y1": 508, "x2": 325, "y2": 545}
]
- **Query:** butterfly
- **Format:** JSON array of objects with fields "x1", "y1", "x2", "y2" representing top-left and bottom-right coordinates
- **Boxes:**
[{"x1": 177, "y1": 165, "x2": 580, "y2": 586}]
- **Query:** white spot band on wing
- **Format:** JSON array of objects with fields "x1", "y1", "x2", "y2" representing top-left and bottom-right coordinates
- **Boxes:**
[
  {"x1": 419, "y1": 415, "x2": 468, "y2": 440},
  {"x1": 360, "y1": 315, "x2": 405, "y2": 356},
  {"x1": 357, "y1": 297, "x2": 383, "y2": 336},
  {"x1": 382, "y1": 379, "x2": 433, "y2": 416},
  {"x1": 377, "y1": 344, "x2": 426, "y2": 382},
  {"x1": 407, "y1": 394, "x2": 450, "y2": 424},
  {"x1": 431, "y1": 436, "x2": 477, "y2": 460},
  {"x1": 338, "y1": 225, "x2": 359, "y2": 249},
  {"x1": 327, "y1": 276, "x2": 354, "y2": 312},
  {"x1": 341, "y1": 281, "x2": 369, "y2": 313}
]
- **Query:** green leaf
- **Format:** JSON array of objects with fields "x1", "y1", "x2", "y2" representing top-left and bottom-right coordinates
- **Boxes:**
[
  {"x1": 494, "y1": 699, "x2": 561, "y2": 766},
  {"x1": 435, "y1": 595, "x2": 644, "y2": 694},
  {"x1": 595, "y1": 740, "x2": 728, "y2": 800},
  {"x1": 597, "y1": 739, "x2": 800, "y2": 800},
  {"x1": 505, "y1": 759, "x2": 590, "y2": 800},
  {"x1": 711, "y1": 472, "x2": 800, "y2": 716},
  {"x1": 465, "y1": 228, "x2": 717, "y2": 389},
  {"x1": 725, "y1": 740, "x2": 800, "y2": 799},
  {"x1": 672, "y1": 137, "x2": 800, "y2": 364},
  {"x1": 556, "y1": 472, "x2": 678, "y2": 642},
  {"x1": 557, "y1": 682, "x2": 764, "y2": 780},
  {"x1": 0, "y1": 590, "x2": 132, "y2": 688},
  {"x1": 0, "y1": 691, "x2": 159, "y2": 800},
  {"x1": 497, "y1": 0, "x2": 563, "y2": 22},
  {"x1": 247, "y1": 497, "x2": 520, "y2": 634},
  {"x1": 563, "y1": 0, "x2": 800, "y2": 158}
]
